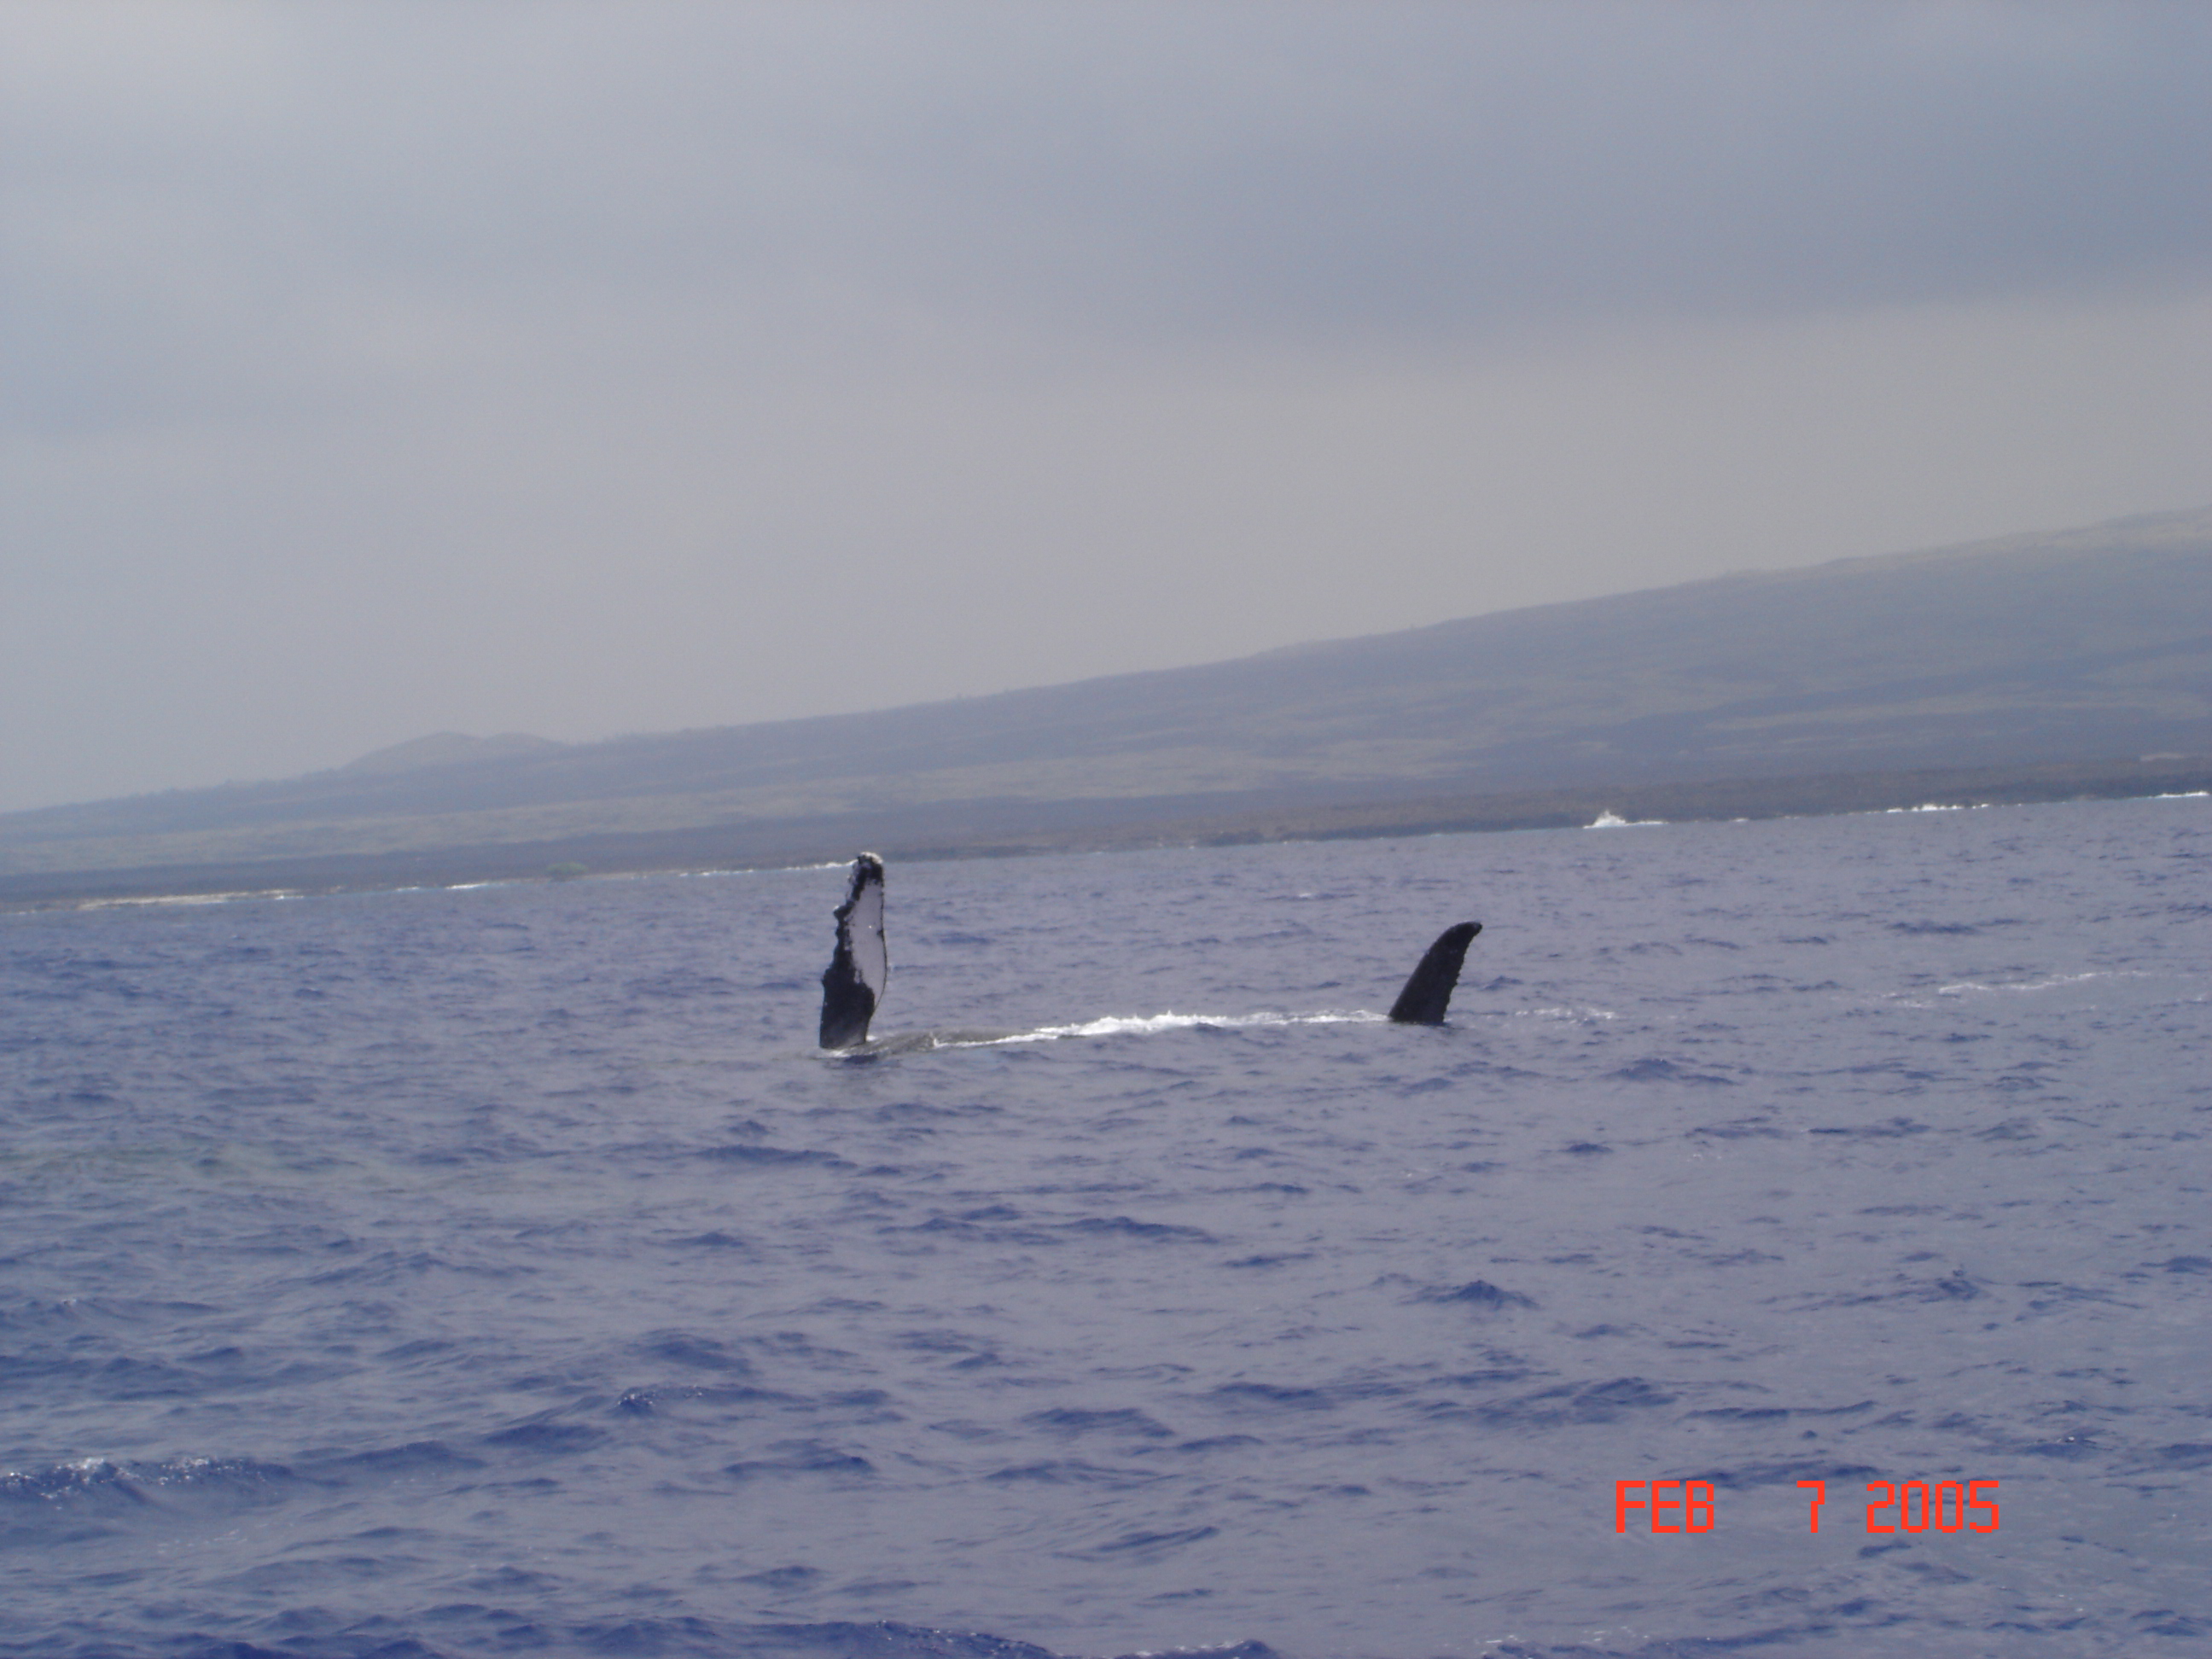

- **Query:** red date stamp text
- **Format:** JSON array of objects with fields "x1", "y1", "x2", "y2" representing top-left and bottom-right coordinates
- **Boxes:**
[{"x1": 1614, "y1": 1478, "x2": 2000, "y2": 1534}]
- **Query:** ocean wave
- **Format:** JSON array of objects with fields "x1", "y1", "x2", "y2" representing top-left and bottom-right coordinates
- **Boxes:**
[{"x1": 0, "y1": 1454, "x2": 300, "y2": 1507}]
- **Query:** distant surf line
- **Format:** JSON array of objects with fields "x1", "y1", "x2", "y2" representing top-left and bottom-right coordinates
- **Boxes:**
[{"x1": 27, "y1": 784, "x2": 2207, "y2": 917}]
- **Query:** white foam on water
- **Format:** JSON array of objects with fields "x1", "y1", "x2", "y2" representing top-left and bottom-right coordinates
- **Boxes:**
[
  {"x1": 975, "y1": 1009, "x2": 1388, "y2": 1046},
  {"x1": 76, "y1": 889, "x2": 300, "y2": 910},
  {"x1": 1934, "y1": 969, "x2": 2146, "y2": 997}
]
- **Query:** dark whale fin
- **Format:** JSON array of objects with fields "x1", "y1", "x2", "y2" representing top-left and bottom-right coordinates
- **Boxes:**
[
  {"x1": 819, "y1": 853, "x2": 888, "y2": 1049},
  {"x1": 1388, "y1": 922, "x2": 1481, "y2": 1025}
]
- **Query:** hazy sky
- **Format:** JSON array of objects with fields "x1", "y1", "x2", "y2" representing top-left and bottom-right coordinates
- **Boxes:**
[{"x1": 5, "y1": 1, "x2": 2209, "y2": 813}]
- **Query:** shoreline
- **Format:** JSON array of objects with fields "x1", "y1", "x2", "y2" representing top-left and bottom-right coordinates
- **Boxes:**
[{"x1": 6, "y1": 755, "x2": 2207, "y2": 914}]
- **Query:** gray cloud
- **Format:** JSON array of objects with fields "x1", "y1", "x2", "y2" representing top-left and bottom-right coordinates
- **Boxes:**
[{"x1": 10, "y1": 4, "x2": 2209, "y2": 397}]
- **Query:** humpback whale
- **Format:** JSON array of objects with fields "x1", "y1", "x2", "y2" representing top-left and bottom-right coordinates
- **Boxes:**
[
  {"x1": 1387, "y1": 921, "x2": 1482, "y2": 1025},
  {"x1": 818, "y1": 853, "x2": 888, "y2": 1049},
  {"x1": 816, "y1": 854, "x2": 1481, "y2": 1050}
]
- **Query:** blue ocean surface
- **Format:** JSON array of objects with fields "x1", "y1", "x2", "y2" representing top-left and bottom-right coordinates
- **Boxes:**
[{"x1": 3, "y1": 795, "x2": 2209, "y2": 1659}]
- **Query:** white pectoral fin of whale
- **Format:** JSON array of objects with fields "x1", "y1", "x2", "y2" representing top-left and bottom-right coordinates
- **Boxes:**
[
  {"x1": 819, "y1": 853, "x2": 888, "y2": 1049},
  {"x1": 1388, "y1": 921, "x2": 1481, "y2": 1025}
]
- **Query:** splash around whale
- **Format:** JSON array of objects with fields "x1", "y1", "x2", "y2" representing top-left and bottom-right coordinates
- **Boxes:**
[{"x1": 818, "y1": 853, "x2": 1480, "y2": 1052}]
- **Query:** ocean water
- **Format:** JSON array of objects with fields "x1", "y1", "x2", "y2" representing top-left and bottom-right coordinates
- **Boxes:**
[{"x1": 3, "y1": 795, "x2": 2209, "y2": 1659}]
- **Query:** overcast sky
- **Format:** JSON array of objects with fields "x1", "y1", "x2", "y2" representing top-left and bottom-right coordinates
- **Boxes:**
[{"x1": 4, "y1": 1, "x2": 2209, "y2": 813}]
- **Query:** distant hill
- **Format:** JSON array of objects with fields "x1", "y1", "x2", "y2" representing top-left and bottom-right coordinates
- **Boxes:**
[
  {"x1": 6, "y1": 505, "x2": 2209, "y2": 902},
  {"x1": 336, "y1": 731, "x2": 563, "y2": 776}
]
